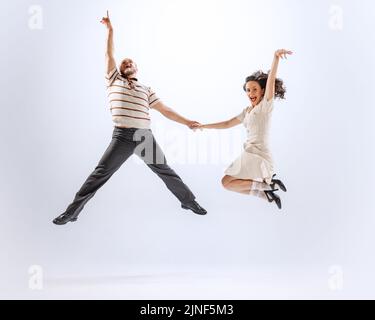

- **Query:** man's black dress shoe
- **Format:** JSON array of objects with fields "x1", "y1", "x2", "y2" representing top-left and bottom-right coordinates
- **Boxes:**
[
  {"x1": 181, "y1": 200, "x2": 207, "y2": 215},
  {"x1": 53, "y1": 212, "x2": 78, "y2": 225}
]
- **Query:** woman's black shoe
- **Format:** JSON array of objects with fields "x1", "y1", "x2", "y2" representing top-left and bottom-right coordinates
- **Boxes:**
[
  {"x1": 264, "y1": 189, "x2": 282, "y2": 210},
  {"x1": 271, "y1": 174, "x2": 287, "y2": 192}
]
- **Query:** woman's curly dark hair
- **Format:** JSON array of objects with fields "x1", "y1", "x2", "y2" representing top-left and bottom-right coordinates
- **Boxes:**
[{"x1": 243, "y1": 70, "x2": 286, "y2": 99}]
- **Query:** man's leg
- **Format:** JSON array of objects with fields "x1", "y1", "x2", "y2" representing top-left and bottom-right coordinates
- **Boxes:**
[
  {"x1": 134, "y1": 131, "x2": 206, "y2": 215},
  {"x1": 53, "y1": 132, "x2": 135, "y2": 224}
]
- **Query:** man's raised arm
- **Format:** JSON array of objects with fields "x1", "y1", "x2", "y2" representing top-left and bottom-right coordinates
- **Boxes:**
[{"x1": 101, "y1": 10, "x2": 116, "y2": 75}]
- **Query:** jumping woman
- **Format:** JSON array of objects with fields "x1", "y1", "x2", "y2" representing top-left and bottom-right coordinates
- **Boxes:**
[{"x1": 196, "y1": 49, "x2": 292, "y2": 209}]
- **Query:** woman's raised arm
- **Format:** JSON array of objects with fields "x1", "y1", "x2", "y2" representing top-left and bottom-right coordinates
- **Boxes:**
[{"x1": 265, "y1": 49, "x2": 293, "y2": 101}]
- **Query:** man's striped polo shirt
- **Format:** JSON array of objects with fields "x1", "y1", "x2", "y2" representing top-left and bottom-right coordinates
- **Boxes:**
[{"x1": 106, "y1": 67, "x2": 160, "y2": 129}]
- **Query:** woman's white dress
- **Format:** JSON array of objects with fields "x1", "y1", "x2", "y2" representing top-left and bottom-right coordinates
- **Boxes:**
[{"x1": 225, "y1": 97, "x2": 275, "y2": 184}]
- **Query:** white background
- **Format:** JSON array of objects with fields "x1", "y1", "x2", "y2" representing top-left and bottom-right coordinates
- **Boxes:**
[{"x1": 1, "y1": 0, "x2": 374, "y2": 299}]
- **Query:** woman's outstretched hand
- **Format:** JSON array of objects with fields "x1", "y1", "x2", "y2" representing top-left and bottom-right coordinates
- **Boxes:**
[
  {"x1": 275, "y1": 49, "x2": 293, "y2": 59},
  {"x1": 101, "y1": 10, "x2": 112, "y2": 30}
]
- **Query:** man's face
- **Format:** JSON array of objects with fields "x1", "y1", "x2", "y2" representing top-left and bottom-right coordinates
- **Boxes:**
[{"x1": 120, "y1": 58, "x2": 138, "y2": 77}]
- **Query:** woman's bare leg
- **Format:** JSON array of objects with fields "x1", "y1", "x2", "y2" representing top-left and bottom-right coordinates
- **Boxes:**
[
  {"x1": 222, "y1": 176, "x2": 252, "y2": 194},
  {"x1": 221, "y1": 175, "x2": 271, "y2": 199}
]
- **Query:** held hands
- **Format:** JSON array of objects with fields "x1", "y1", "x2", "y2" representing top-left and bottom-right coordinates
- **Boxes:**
[
  {"x1": 100, "y1": 10, "x2": 112, "y2": 30},
  {"x1": 189, "y1": 122, "x2": 205, "y2": 131},
  {"x1": 274, "y1": 49, "x2": 293, "y2": 59},
  {"x1": 187, "y1": 121, "x2": 203, "y2": 131}
]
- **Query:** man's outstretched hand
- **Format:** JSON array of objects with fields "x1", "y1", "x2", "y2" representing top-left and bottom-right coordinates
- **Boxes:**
[{"x1": 101, "y1": 10, "x2": 112, "y2": 30}]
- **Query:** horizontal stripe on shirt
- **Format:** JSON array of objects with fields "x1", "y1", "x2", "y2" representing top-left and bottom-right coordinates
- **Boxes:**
[
  {"x1": 110, "y1": 107, "x2": 149, "y2": 116},
  {"x1": 108, "y1": 91, "x2": 149, "y2": 104},
  {"x1": 110, "y1": 99, "x2": 150, "y2": 110},
  {"x1": 108, "y1": 84, "x2": 149, "y2": 97},
  {"x1": 150, "y1": 98, "x2": 159, "y2": 106},
  {"x1": 112, "y1": 114, "x2": 151, "y2": 121}
]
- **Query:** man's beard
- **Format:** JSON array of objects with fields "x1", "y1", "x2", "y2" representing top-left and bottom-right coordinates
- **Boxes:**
[{"x1": 121, "y1": 68, "x2": 136, "y2": 78}]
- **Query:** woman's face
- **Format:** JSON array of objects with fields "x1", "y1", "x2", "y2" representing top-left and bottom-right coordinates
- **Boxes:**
[{"x1": 245, "y1": 81, "x2": 264, "y2": 106}]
